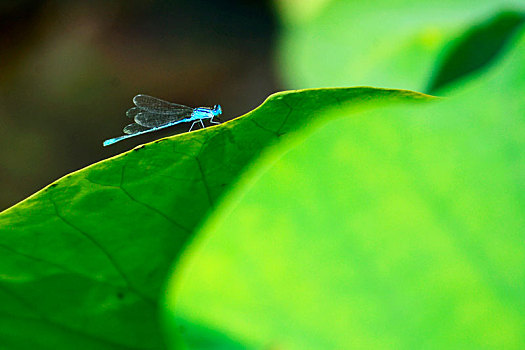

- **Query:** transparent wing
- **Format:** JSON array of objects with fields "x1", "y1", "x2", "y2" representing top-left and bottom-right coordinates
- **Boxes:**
[
  {"x1": 133, "y1": 94, "x2": 193, "y2": 114},
  {"x1": 123, "y1": 123, "x2": 151, "y2": 135},
  {"x1": 134, "y1": 110, "x2": 192, "y2": 128},
  {"x1": 126, "y1": 107, "x2": 141, "y2": 119}
]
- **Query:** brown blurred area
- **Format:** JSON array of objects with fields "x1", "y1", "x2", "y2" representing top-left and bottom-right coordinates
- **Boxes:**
[{"x1": 0, "y1": 0, "x2": 281, "y2": 210}]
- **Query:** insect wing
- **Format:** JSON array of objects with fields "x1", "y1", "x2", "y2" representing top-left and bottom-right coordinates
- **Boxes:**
[
  {"x1": 126, "y1": 107, "x2": 141, "y2": 119},
  {"x1": 134, "y1": 110, "x2": 192, "y2": 128},
  {"x1": 133, "y1": 94, "x2": 193, "y2": 114},
  {"x1": 123, "y1": 123, "x2": 150, "y2": 135}
]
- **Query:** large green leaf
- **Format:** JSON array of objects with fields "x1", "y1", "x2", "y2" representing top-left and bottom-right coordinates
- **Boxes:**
[
  {"x1": 277, "y1": 0, "x2": 525, "y2": 91},
  {"x1": 166, "y1": 25, "x2": 525, "y2": 349},
  {"x1": 0, "y1": 87, "x2": 429, "y2": 349}
]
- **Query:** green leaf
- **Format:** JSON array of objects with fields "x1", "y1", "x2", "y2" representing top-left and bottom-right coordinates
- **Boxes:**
[
  {"x1": 0, "y1": 87, "x2": 429, "y2": 349},
  {"x1": 166, "y1": 25, "x2": 525, "y2": 349},
  {"x1": 427, "y1": 10, "x2": 525, "y2": 93},
  {"x1": 277, "y1": 0, "x2": 525, "y2": 91}
]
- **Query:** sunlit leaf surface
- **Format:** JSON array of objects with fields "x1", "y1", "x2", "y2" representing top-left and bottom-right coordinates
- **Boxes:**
[{"x1": 166, "y1": 27, "x2": 525, "y2": 350}]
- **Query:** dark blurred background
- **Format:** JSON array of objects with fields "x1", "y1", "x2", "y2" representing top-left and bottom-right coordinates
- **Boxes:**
[{"x1": 0, "y1": 0, "x2": 281, "y2": 210}]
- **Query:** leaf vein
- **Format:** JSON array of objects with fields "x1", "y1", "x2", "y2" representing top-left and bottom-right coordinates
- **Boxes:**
[
  {"x1": 119, "y1": 162, "x2": 191, "y2": 233},
  {"x1": 194, "y1": 156, "x2": 213, "y2": 207},
  {"x1": 249, "y1": 119, "x2": 280, "y2": 137},
  {"x1": 49, "y1": 198, "x2": 155, "y2": 303}
]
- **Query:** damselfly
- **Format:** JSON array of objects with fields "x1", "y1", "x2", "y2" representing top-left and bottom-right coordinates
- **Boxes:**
[{"x1": 103, "y1": 94, "x2": 222, "y2": 146}]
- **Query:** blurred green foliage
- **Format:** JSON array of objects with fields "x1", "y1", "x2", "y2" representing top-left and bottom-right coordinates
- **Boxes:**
[
  {"x1": 166, "y1": 27, "x2": 525, "y2": 349},
  {"x1": 427, "y1": 10, "x2": 525, "y2": 92},
  {"x1": 277, "y1": 0, "x2": 525, "y2": 91}
]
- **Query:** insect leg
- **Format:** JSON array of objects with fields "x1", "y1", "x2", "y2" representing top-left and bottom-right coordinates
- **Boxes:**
[
  {"x1": 189, "y1": 121, "x2": 198, "y2": 131},
  {"x1": 199, "y1": 119, "x2": 205, "y2": 128}
]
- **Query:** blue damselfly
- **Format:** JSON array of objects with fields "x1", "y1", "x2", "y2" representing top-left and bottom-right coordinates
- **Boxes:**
[{"x1": 103, "y1": 94, "x2": 221, "y2": 146}]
